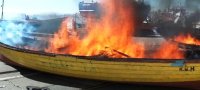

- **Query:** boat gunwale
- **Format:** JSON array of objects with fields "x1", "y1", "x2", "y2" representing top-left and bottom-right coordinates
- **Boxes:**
[{"x1": 1, "y1": 42, "x2": 199, "y2": 63}]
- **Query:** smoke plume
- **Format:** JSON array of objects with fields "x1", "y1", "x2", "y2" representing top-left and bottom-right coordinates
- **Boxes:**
[{"x1": 0, "y1": 20, "x2": 37, "y2": 47}]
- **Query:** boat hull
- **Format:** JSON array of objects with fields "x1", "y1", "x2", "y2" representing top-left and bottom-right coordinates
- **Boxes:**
[{"x1": 0, "y1": 43, "x2": 200, "y2": 87}]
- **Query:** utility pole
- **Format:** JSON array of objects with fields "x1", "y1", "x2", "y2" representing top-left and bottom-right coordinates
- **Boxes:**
[{"x1": 1, "y1": 0, "x2": 4, "y2": 20}]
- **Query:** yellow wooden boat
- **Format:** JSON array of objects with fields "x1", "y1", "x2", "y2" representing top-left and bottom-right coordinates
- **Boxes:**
[{"x1": 0, "y1": 42, "x2": 200, "y2": 88}]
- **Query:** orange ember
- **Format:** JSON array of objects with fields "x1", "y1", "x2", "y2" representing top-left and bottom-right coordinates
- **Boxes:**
[{"x1": 175, "y1": 34, "x2": 200, "y2": 45}]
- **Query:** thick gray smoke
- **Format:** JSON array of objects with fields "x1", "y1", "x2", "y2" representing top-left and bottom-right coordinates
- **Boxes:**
[
  {"x1": 144, "y1": 0, "x2": 200, "y2": 12},
  {"x1": 186, "y1": 0, "x2": 200, "y2": 11},
  {"x1": 143, "y1": 0, "x2": 164, "y2": 11}
]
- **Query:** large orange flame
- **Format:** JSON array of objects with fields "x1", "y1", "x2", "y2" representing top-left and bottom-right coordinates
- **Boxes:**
[
  {"x1": 175, "y1": 34, "x2": 200, "y2": 45},
  {"x1": 45, "y1": 0, "x2": 186, "y2": 59},
  {"x1": 46, "y1": 0, "x2": 145, "y2": 58}
]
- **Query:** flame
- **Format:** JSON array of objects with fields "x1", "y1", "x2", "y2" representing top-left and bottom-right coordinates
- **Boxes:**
[
  {"x1": 46, "y1": 18, "x2": 80, "y2": 54},
  {"x1": 153, "y1": 42, "x2": 184, "y2": 59},
  {"x1": 46, "y1": 0, "x2": 145, "y2": 58},
  {"x1": 175, "y1": 34, "x2": 200, "y2": 45},
  {"x1": 45, "y1": 0, "x2": 186, "y2": 59}
]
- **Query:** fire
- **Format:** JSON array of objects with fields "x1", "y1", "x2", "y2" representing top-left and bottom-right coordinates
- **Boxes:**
[
  {"x1": 46, "y1": 0, "x2": 145, "y2": 58},
  {"x1": 45, "y1": 0, "x2": 185, "y2": 59},
  {"x1": 46, "y1": 18, "x2": 80, "y2": 54},
  {"x1": 153, "y1": 42, "x2": 184, "y2": 59},
  {"x1": 175, "y1": 34, "x2": 200, "y2": 45}
]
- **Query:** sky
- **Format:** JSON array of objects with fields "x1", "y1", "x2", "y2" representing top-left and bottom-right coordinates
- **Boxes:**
[{"x1": 1, "y1": 0, "x2": 86, "y2": 19}]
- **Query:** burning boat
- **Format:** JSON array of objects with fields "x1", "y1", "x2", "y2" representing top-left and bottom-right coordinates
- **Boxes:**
[
  {"x1": 0, "y1": 40, "x2": 200, "y2": 83},
  {"x1": 1, "y1": 0, "x2": 200, "y2": 88}
]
